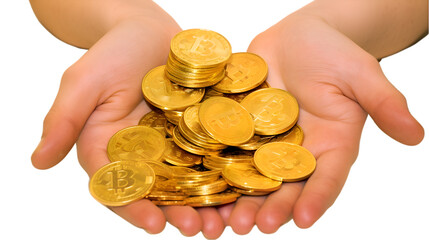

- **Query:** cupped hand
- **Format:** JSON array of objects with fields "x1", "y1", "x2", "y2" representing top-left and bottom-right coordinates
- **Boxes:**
[
  {"x1": 30, "y1": 18, "x2": 229, "y2": 237},
  {"x1": 225, "y1": 13, "x2": 424, "y2": 234}
]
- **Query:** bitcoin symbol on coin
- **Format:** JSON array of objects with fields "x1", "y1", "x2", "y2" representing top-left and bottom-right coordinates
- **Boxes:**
[
  {"x1": 188, "y1": 35, "x2": 216, "y2": 56},
  {"x1": 271, "y1": 150, "x2": 300, "y2": 170},
  {"x1": 209, "y1": 110, "x2": 241, "y2": 129},
  {"x1": 226, "y1": 63, "x2": 249, "y2": 84},
  {"x1": 107, "y1": 168, "x2": 135, "y2": 195},
  {"x1": 253, "y1": 95, "x2": 286, "y2": 123}
]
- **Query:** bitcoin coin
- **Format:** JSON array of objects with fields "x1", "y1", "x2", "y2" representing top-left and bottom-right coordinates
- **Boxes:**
[
  {"x1": 253, "y1": 142, "x2": 316, "y2": 182},
  {"x1": 212, "y1": 52, "x2": 268, "y2": 93},
  {"x1": 89, "y1": 161, "x2": 155, "y2": 206},
  {"x1": 269, "y1": 124, "x2": 304, "y2": 145},
  {"x1": 240, "y1": 88, "x2": 299, "y2": 135},
  {"x1": 185, "y1": 191, "x2": 241, "y2": 207},
  {"x1": 222, "y1": 163, "x2": 281, "y2": 191},
  {"x1": 199, "y1": 97, "x2": 254, "y2": 146},
  {"x1": 170, "y1": 29, "x2": 231, "y2": 68},
  {"x1": 163, "y1": 138, "x2": 202, "y2": 167},
  {"x1": 238, "y1": 134, "x2": 274, "y2": 151},
  {"x1": 172, "y1": 125, "x2": 220, "y2": 155},
  {"x1": 107, "y1": 126, "x2": 166, "y2": 162},
  {"x1": 138, "y1": 110, "x2": 167, "y2": 136},
  {"x1": 142, "y1": 65, "x2": 205, "y2": 111}
]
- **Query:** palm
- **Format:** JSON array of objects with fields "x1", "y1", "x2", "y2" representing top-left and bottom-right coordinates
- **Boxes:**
[{"x1": 224, "y1": 18, "x2": 373, "y2": 232}]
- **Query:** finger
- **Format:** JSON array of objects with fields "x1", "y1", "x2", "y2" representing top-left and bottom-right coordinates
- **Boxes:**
[
  {"x1": 196, "y1": 207, "x2": 226, "y2": 239},
  {"x1": 350, "y1": 58, "x2": 424, "y2": 145},
  {"x1": 228, "y1": 196, "x2": 266, "y2": 235},
  {"x1": 111, "y1": 200, "x2": 166, "y2": 234},
  {"x1": 217, "y1": 203, "x2": 234, "y2": 226},
  {"x1": 293, "y1": 147, "x2": 355, "y2": 228},
  {"x1": 31, "y1": 66, "x2": 98, "y2": 169},
  {"x1": 255, "y1": 182, "x2": 304, "y2": 233},
  {"x1": 161, "y1": 206, "x2": 202, "y2": 236}
]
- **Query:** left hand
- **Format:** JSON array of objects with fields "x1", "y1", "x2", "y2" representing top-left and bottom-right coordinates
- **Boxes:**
[{"x1": 222, "y1": 13, "x2": 424, "y2": 234}]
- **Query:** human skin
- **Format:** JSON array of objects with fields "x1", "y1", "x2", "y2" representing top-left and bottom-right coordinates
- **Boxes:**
[{"x1": 30, "y1": 0, "x2": 427, "y2": 238}]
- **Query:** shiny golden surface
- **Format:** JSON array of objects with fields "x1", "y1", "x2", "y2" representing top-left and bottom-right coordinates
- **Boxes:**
[
  {"x1": 238, "y1": 134, "x2": 274, "y2": 151},
  {"x1": 185, "y1": 191, "x2": 241, "y2": 207},
  {"x1": 240, "y1": 88, "x2": 299, "y2": 135},
  {"x1": 89, "y1": 161, "x2": 155, "y2": 206},
  {"x1": 163, "y1": 138, "x2": 202, "y2": 167},
  {"x1": 270, "y1": 124, "x2": 304, "y2": 145},
  {"x1": 107, "y1": 126, "x2": 166, "y2": 162},
  {"x1": 199, "y1": 97, "x2": 254, "y2": 146},
  {"x1": 142, "y1": 65, "x2": 205, "y2": 110},
  {"x1": 172, "y1": 126, "x2": 218, "y2": 155},
  {"x1": 222, "y1": 163, "x2": 281, "y2": 191},
  {"x1": 138, "y1": 110, "x2": 167, "y2": 136},
  {"x1": 170, "y1": 29, "x2": 231, "y2": 67},
  {"x1": 136, "y1": 160, "x2": 173, "y2": 179},
  {"x1": 212, "y1": 52, "x2": 268, "y2": 93},
  {"x1": 253, "y1": 142, "x2": 316, "y2": 182}
]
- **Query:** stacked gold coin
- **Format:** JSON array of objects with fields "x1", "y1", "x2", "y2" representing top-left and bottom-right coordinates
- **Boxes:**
[
  {"x1": 165, "y1": 29, "x2": 232, "y2": 88},
  {"x1": 89, "y1": 29, "x2": 317, "y2": 208}
]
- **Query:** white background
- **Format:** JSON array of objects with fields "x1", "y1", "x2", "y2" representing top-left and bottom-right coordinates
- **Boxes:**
[{"x1": 1, "y1": 1, "x2": 428, "y2": 239}]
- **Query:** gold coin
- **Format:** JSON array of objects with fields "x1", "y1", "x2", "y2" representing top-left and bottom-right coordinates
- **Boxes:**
[
  {"x1": 206, "y1": 148, "x2": 254, "y2": 163},
  {"x1": 152, "y1": 200, "x2": 186, "y2": 206},
  {"x1": 212, "y1": 52, "x2": 268, "y2": 93},
  {"x1": 199, "y1": 97, "x2": 254, "y2": 146},
  {"x1": 229, "y1": 186, "x2": 272, "y2": 196},
  {"x1": 221, "y1": 163, "x2": 281, "y2": 191},
  {"x1": 238, "y1": 134, "x2": 274, "y2": 151},
  {"x1": 163, "y1": 109, "x2": 184, "y2": 125},
  {"x1": 223, "y1": 81, "x2": 270, "y2": 103},
  {"x1": 135, "y1": 160, "x2": 173, "y2": 179},
  {"x1": 163, "y1": 138, "x2": 202, "y2": 167},
  {"x1": 170, "y1": 29, "x2": 232, "y2": 68},
  {"x1": 182, "y1": 104, "x2": 218, "y2": 143},
  {"x1": 269, "y1": 124, "x2": 304, "y2": 145},
  {"x1": 253, "y1": 142, "x2": 316, "y2": 182},
  {"x1": 182, "y1": 179, "x2": 228, "y2": 196},
  {"x1": 185, "y1": 191, "x2": 241, "y2": 207},
  {"x1": 89, "y1": 161, "x2": 155, "y2": 207},
  {"x1": 141, "y1": 65, "x2": 205, "y2": 111},
  {"x1": 164, "y1": 120, "x2": 175, "y2": 137},
  {"x1": 107, "y1": 126, "x2": 166, "y2": 162},
  {"x1": 138, "y1": 110, "x2": 167, "y2": 136},
  {"x1": 153, "y1": 179, "x2": 181, "y2": 192},
  {"x1": 240, "y1": 88, "x2": 299, "y2": 135},
  {"x1": 172, "y1": 125, "x2": 219, "y2": 155},
  {"x1": 147, "y1": 190, "x2": 188, "y2": 201}
]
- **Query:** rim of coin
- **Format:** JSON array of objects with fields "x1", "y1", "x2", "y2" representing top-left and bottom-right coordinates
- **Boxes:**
[
  {"x1": 269, "y1": 124, "x2": 304, "y2": 145},
  {"x1": 185, "y1": 191, "x2": 241, "y2": 207},
  {"x1": 221, "y1": 163, "x2": 282, "y2": 191},
  {"x1": 163, "y1": 138, "x2": 202, "y2": 167},
  {"x1": 252, "y1": 142, "x2": 316, "y2": 182}
]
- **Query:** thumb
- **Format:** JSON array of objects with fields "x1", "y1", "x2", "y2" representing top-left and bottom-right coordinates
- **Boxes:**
[
  {"x1": 351, "y1": 59, "x2": 424, "y2": 145},
  {"x1": 32, "y1": 67, "x2": 98, "y2": 169}
]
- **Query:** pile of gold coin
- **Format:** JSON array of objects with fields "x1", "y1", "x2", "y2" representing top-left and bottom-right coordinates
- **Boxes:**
[
  {"x1": 165, "y1": 29, "x2": 232, "y2": 88},
  {"x1": 89, "y1": 29, "x2": 316, "y2": 208}
]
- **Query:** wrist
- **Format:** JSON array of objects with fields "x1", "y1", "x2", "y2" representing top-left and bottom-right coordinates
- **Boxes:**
[{"x1": 294, "y1": 0, "x2": 428, "y2": 59}]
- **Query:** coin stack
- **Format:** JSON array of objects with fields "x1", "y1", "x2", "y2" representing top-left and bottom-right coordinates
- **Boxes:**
[
  {"x1": 165, "y1": 29, "x2": 232, "y2": 88},
  {"x1": 89, "y1": 29, "x2": 316, "y2": 208}
]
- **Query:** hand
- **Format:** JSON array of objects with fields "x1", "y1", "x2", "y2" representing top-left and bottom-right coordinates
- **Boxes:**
[
  {"x1": 30, "y1": 16, "x2": 220, "y2": 236},
  {"x1": 225, "y1": 13, "x2": 424, "y2": 234}
]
